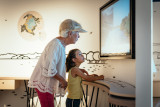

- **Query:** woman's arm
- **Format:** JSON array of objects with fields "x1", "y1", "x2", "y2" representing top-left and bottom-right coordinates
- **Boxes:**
[
  {"x1": 54, "y1": 73, "x2": 67, "y2": 90},
  {"x1": 71, "y1": 67, "x2": 104, "y2": 82}
]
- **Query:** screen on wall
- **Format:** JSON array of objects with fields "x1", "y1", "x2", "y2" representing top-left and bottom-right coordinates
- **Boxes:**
[{"x1": 100, "y1": 0, "x2": 135, "y2": 59}]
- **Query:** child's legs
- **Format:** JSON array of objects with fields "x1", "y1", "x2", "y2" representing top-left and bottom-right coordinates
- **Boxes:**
[
  {"x1": 35, "y1": 88, "x2": 54, "y2": 107},
  {"x1": 66, "y1": 98, "x2": 80, "y2": 107}
]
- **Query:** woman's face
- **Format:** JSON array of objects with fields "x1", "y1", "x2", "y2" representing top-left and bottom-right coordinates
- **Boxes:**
[{"x1": 69, "y1": 31, "x2": 80, "y2": 44}]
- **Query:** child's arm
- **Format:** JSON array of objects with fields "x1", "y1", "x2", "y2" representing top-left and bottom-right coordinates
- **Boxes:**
[
  {"x1": 91, "y1": 74, "x2": 98, "y2": 76},
  {"x1": 80, "y1": 69, "x2": 99, "y2": 77},
  {"x1": 71, "y1": 67, "x2": 104, "y2": 82},
  {"x1": 80, "y1": 69, "x2": 89, "y2": 75}
]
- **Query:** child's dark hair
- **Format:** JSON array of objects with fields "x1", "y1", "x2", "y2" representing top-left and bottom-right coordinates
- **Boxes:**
[{"x1": 66, "y1": 49, "x2": 79, "y2": 72}]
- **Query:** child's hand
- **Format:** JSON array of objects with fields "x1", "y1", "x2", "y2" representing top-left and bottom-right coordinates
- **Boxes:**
[{"x1": 99, "y1": 75, "x2": 104, "y2": 80}]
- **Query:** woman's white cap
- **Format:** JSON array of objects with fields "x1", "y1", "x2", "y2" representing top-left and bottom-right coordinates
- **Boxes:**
[{"x1": 59, "y1": 19, "x2": 87, "y2": 33}]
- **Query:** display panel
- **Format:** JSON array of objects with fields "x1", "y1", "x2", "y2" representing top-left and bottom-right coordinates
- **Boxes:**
[{"x1": 100, "y1": 0, "x2": 135, "y2": 59}]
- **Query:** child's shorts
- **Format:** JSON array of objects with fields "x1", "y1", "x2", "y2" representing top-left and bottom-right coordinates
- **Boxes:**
[{"x1": 66, "y1": 98, "x2": 80, "y2": 107}]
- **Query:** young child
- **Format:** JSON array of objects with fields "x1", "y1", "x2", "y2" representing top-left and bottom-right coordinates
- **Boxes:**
[{"x1": 65, "y1": 49, "x2": 104, "y2": 107}]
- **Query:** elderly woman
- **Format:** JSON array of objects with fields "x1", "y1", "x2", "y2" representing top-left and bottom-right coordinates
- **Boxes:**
[{"x1": 28, "y1": 19, "x2": 87, "y2": 107}]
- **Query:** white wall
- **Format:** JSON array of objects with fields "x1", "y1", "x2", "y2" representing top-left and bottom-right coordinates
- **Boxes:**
[
  {"x1": 136, "y1": 0, "x2": 153, "y2": 107},
  {"x1": 153, "y1": 2, "x2": 160, "y2": 80},
  {"x1": 0, "y1": 0, "x2": 106, "y2": 54}
]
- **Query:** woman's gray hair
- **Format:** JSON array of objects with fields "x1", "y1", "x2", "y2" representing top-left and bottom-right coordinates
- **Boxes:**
[
  {"x1": 60, "y1": 30, "x2": 77, "y2": 38},
  {"x1": 59, "y1": 19, "x2": 87, "y2": 37},
  {"x1": 60, "y1": 30, "x2": 69, "y2": 38}
]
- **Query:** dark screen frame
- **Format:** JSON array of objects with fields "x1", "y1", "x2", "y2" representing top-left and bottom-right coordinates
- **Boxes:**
[{"x1": 100, "y1": 0, "x2": 135, "y2": 59}]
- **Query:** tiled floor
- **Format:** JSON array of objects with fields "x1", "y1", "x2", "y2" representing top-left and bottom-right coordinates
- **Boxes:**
[
  {"x1": 0, "y1": 81, "x2": 27, "y2": 107},
  {"x1": 0, "y1": 81, "x2": 67, "y2": 107},
  {"x1": 0, "y1": 81, "x2": 160, "y2": 107}
]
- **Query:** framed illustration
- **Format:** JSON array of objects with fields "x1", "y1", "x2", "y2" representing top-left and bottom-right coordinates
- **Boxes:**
[{"x1": 100, "y1": 0, "x2": 135, "y2": 59}]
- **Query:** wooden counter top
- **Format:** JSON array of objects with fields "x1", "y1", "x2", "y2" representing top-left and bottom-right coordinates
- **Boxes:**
[{"x1": 82, "y1": 78, "x2": 135, "y2": 98}]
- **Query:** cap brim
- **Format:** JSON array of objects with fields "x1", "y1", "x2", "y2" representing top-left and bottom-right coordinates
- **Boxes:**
[
  {"x1": 72, "y1": 28, "x2": 87, "y2": 33},
  {"x1": 79, "y1": 29, "x2": 87, "y2": 33}
]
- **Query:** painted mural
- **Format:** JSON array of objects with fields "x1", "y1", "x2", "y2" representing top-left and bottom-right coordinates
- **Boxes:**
[{"x1": 18, "y1": 11, "x2": 46, "y2": 41}]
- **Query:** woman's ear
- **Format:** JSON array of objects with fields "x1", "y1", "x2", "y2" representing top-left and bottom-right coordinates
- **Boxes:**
[{"x1": 68, "y1": 31, "x2": 72, "y2": 38}]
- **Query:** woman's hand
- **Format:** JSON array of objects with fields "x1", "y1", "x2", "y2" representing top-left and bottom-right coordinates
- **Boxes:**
[
  {"x1": 54, "y1": 73, "x2": 68, "y2": 90},
  {"x1": 60, "y1": 80, "x2": 68, "y2": 90}
]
